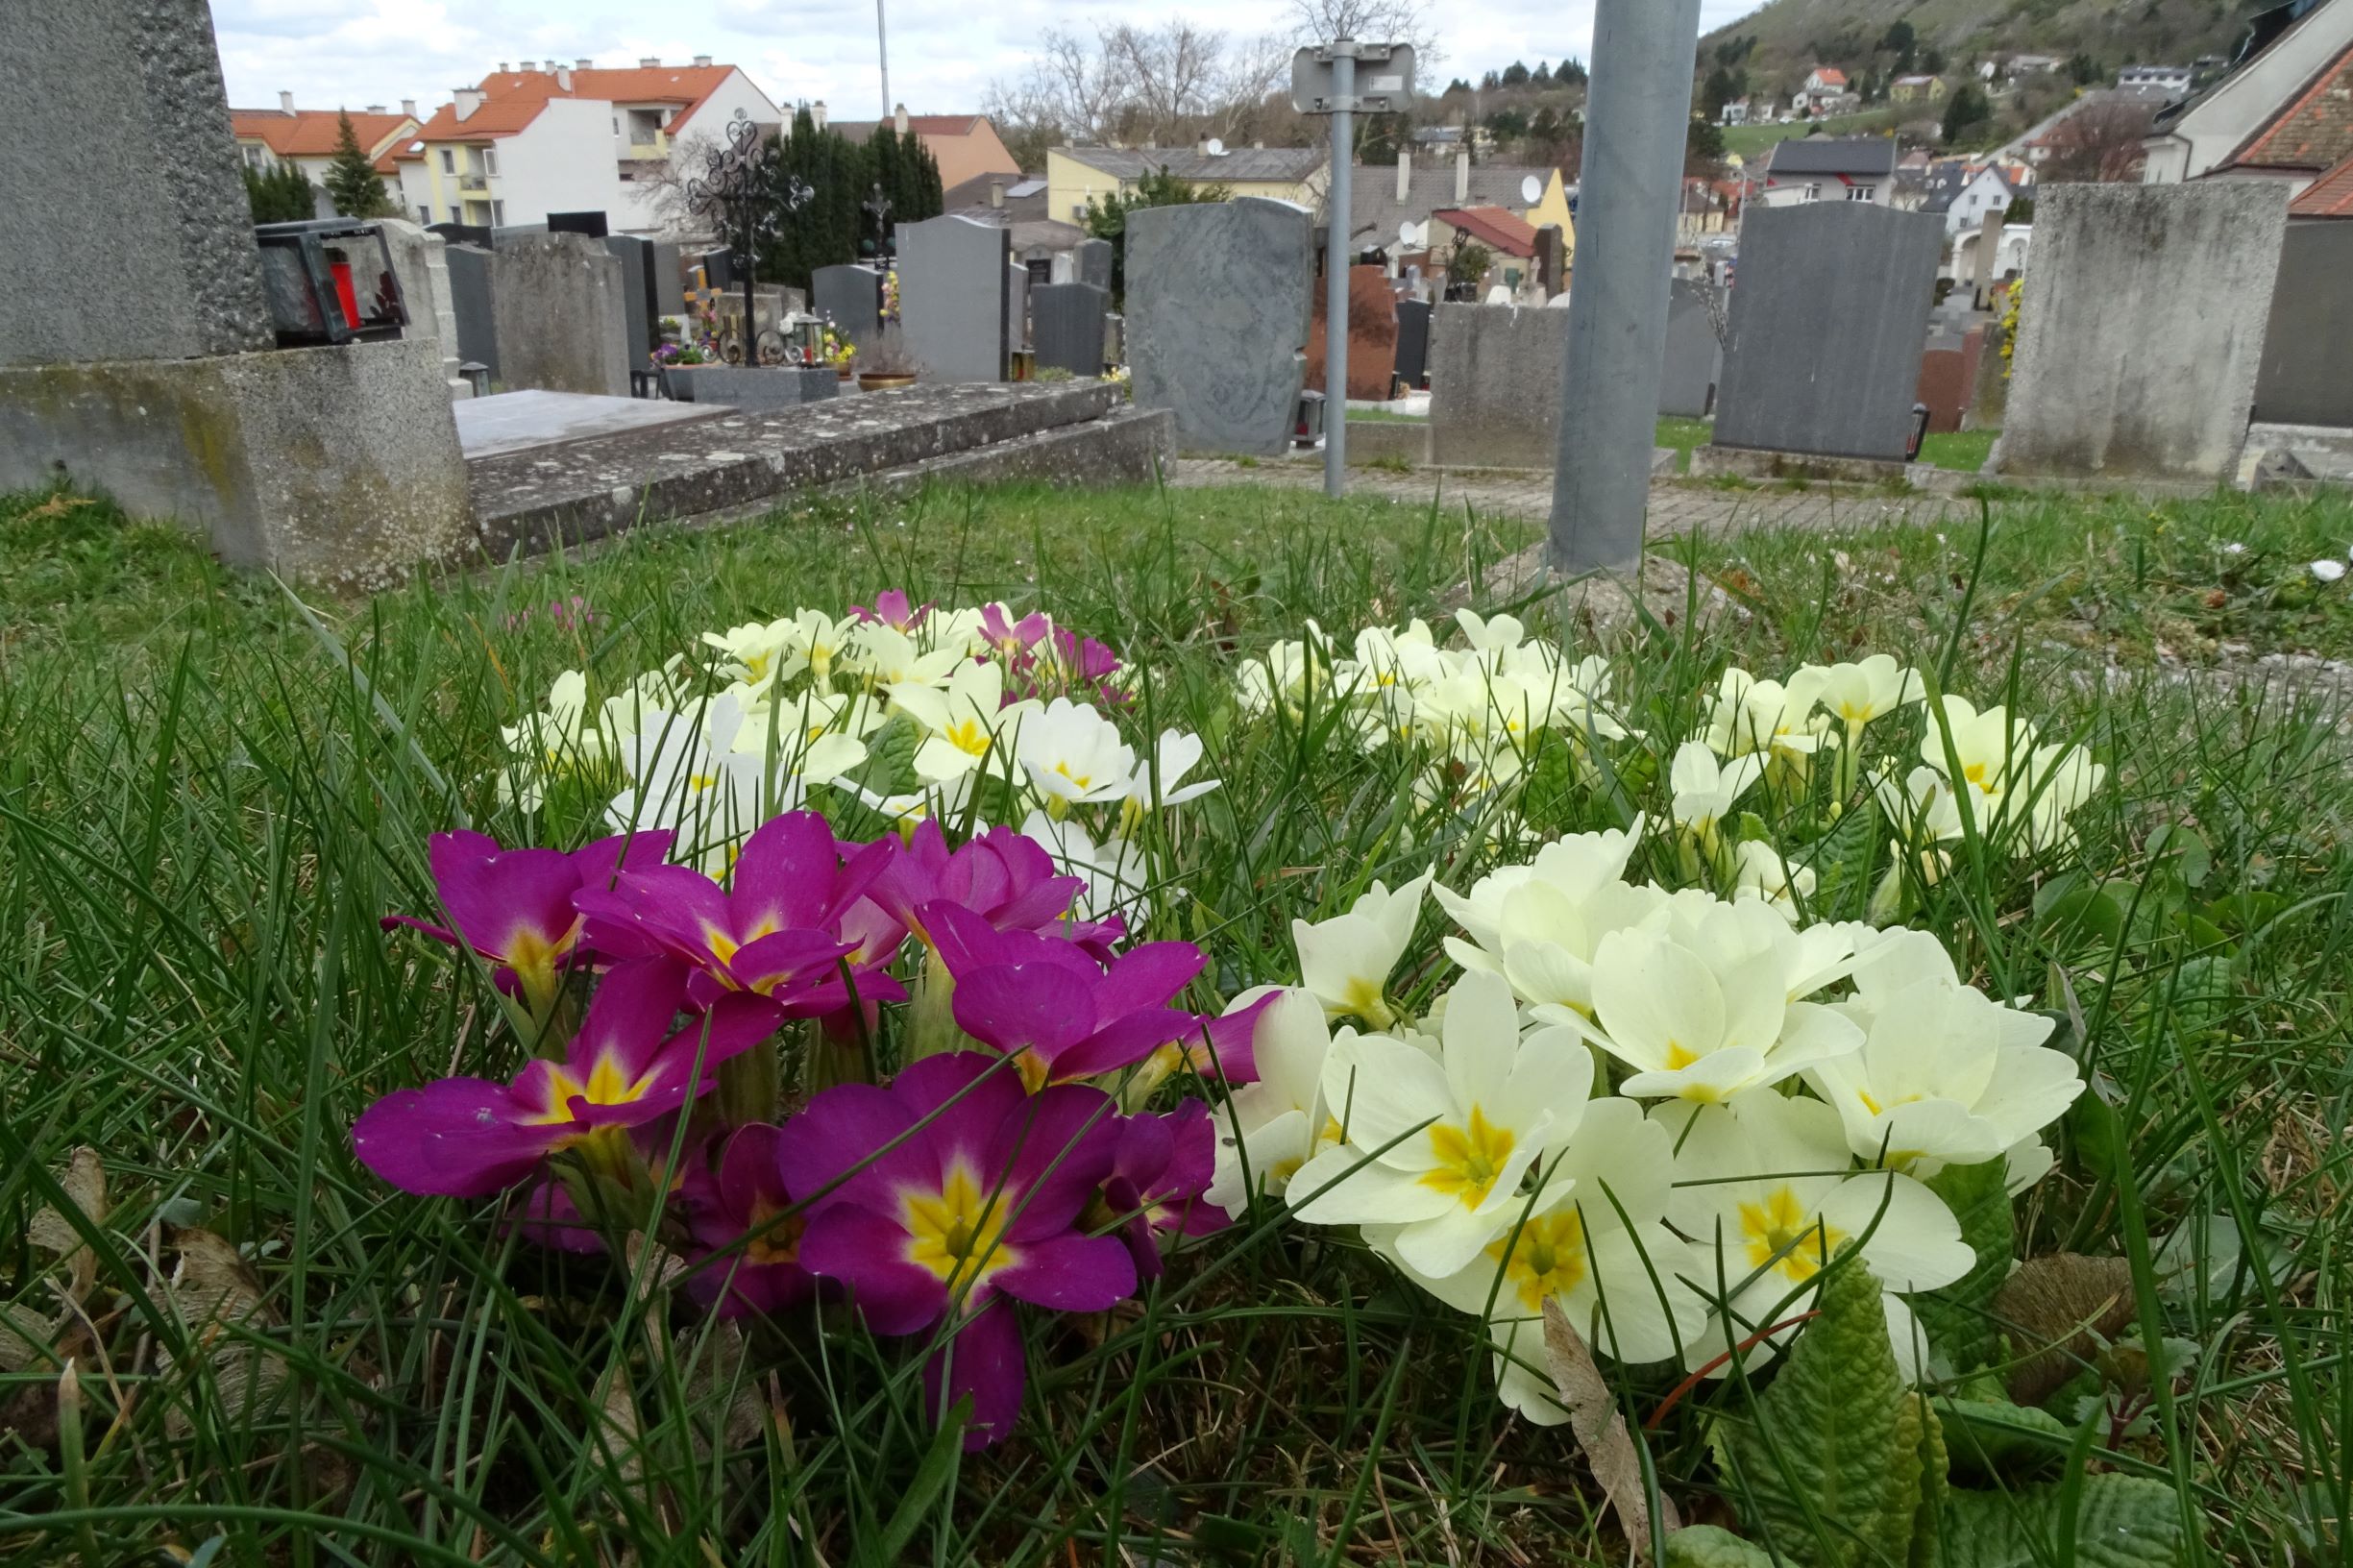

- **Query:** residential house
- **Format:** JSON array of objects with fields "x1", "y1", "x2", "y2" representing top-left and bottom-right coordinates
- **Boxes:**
[
  {"x1": 942, "y1": 170, "x2": 1084, "y2": 281},
  {"x1": 1721, "y1": 98, "x2": 1755, "y2": 126},
  {"x1": 1889, "y1": 75, "x2": 1949, "y2": 105},
  {"x1": 230, "y1": 95, "x2": 418, "y2": 215},
  {"x1": 1430, "y1": 206, "x2": 1541, "y2": 294},
  {"x1": 832, "y1": 107, "x2": 1019, "y2": 189},
  {"x1": 1954, "y1": 222, "x2": 2033, "y2": 282},
  {"x1": 1925, "y1": 160, "x2": 2032, "y2": 237},
  {"x1": 1045, "y1": 144, "x2": 1328, "y2": 228},
  {"x1": 1346, "y1": 151, "x2": 1574, "y2": 262},
  {"x1": 2144, "y1": 0, "x2": 2353, "y2": 189},
  {"x1": 391, "y1": 58, "x2": 783, "y2": 233},
  {"x1": 2119, "y1": 64, "x2": 2195, "y2": 96},
  {"x1": 2290, "y1": 148, "x2": 2353, "y2": 212},
  {"x1": 2005, "y1": 55, "x2": 2064, "y2": 78},
  {"x1": 1755, "y1": 136, "x2": 1898, "y2": 206}
]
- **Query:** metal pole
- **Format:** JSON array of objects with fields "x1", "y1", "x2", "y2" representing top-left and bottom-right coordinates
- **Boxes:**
[
  {"x1": 1548, "y1": 0, "x2": 1703, "y2": 575},
  {"x1": 1325, "y1": 44, "x2": 1354, "y2": 498},
  {"x1": 876, "y1": 0, "x2": 891, "y2": 119}
]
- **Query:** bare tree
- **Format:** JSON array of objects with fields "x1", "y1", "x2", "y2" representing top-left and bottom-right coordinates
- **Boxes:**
[
  {"x1": 1285, "y1": 0, "x2": 1442, "y2": 61},
  {"x1": 984, "y1": 21, "x2": 1292, "y2": 151},
  {"x1": 2036, "y1": 97, "x2": 2158, "y2": 184}
]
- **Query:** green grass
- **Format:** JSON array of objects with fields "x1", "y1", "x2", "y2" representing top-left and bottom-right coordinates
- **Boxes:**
[
  {"x1": 1921, "y1": 429, "x2": 1999, "y2": 474},
  {"x1": 4, "y1": 478, "x2": 2350, "y2": 1565},
  {"x1": 1723, "y1": 110, "x2": 1900, "y2": 161}
]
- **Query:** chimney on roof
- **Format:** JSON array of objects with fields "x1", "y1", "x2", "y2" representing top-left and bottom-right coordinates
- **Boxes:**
[
  {"x1": 454, "y1": 88, "x2": 484, "y2": 121},
  {"x1": 813, "y1": 99, "x2": 827, "y2": 129},
  {"x1": 1397, "y1": 147, "x2": 1410, "y2": 203},
  {"x1": 693, "y1": 54, "x2": 712, "y2": 67},
  {"x1": 894, "y1": 102, "x2": 909, "y2": 135},
  {"x1": 497, "y1": 62, "x2": 508, "y2": 73},
  {"x1": 640, "y1": 57, "x2": 660, "y2": 68},
  {"x1": 990, "y1": 179, "x2": 1005, "y2": 208},
  {"x1": 519, "y1": 60, "x2": 535, "y2": 72},
  {"x1": 279, "y1": 90, "x2": 295, "y2": 113},
  {"x1": 576, "y1": 58, "x2": 591, "y2": 69},
  {"x1": 555, "y1": 65, "x2": 572, "y2": 90},
  {"x1": 401, "y1": 98, "x2": 417, "y2": 119},
  {"x1": 365, "y1": 103, "x2": 385, "y2": 113},
  {"x1": 1456, "y1": 150, "x2": 1470, "y2": 204}
]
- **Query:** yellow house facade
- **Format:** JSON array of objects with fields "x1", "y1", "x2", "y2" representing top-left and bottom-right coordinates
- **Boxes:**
[{"x1": 1046, "y1": 146, "x2": 1330, "y2": 228}]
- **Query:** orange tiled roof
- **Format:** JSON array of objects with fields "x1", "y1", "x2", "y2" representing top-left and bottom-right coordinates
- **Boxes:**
[
  {"x1": 1435, "y1": 205, "x2": 1540, "y2": 257},
  {"x1": 1813, "y1": 67, "x2": 1850, "y2": 86},
  {"x1": 2290, "y1": 152, "x2": 2353, "y2": 216},
  {"x1": 231, "y1": 109, "x2": 412, "y2": 159},
  {"x1": 404, "y1": 63, "x2": 737, "y2": 148},
  {"x1": 2232, "y1": 40, "x2": 2353, "y2": 172}
]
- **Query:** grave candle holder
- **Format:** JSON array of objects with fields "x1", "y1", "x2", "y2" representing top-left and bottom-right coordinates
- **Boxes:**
[{"x1": 253, "y1": 219, "x2": 409, "y2": 347}]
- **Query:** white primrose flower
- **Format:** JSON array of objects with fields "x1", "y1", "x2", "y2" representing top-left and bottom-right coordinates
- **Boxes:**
[
  {"x1": 1207, "y1": 990, "x2": 1345, "y2": 1213},
  {"x1": 1731, "y1": 840, "x2": 1816, "y2": 922},
  {"x1": 1290, "y1": 971, "x2": 1593, "y2": 1277},
  {"x1": 1806, "y1": 929, "x2": 2085, "y2": 1175},
  {"x1": 1670, "y1": 741, "x2": 1765, "y2": 844},
  {"x1": 1703, "y1": 667, "x2": 1833, "y2": 765},
  {"x1": 1370, "y1": 1100, "x2": 1710, "y2": 1422},
  {"x1": 1292, "y1": 871, "x2": 1434, "y2": 1028},
  {"x1": 1814, "y1": 653, "x2": 1924, "y2": 732},
  {"x1": 1118, "y1": 728, "x2": 1221, "y2": 831},
  {"x1": 1017, "y1": 698, "x2": 1137, "y2": 813},
  {"x1": 1434, "y1": 822, "x2": 1658, "y2": 1021},
  {"x1": 1020, "y1": 809, "x2": 1154, "y2": 923},
  {"x1": 498, "y1": 669, "x2": 600, "y2": 810},
  {"x1": 605, "y1": 695, "x2": 773, "y2": 871},
  {"x1": 892, "y1": 659, "x2": 1041, "y2": 785}
]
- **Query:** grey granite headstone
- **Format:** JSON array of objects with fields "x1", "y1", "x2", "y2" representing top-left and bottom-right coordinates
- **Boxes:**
[
  {"x1": 1075, "y1": 237, "x2": 1115, "y2": 292},
  {"x1": 1034, "y1": 283, "x2": 1109, "y2": 376},
  {"x1": 378, "y1": 219, "x2": 469, "y2": 398},
  {"x1": 490, "y1": 233, "x2": 629, "y2": 397},
  {"x1": 650, "y1": 241, "x2": 685, "y2": 318},
  {"x1": 1429, "y1": 304, "x2": 1574, "y2": 468},
  {"x1": 895, "y1": 215, "x2": 1011, "y2": 382},
  {"x1": 1103, "y1": 312, "x2": 1124, "y2": 369},
  {"x1": 814, "y1": 264, "x2": 886, "y2": 352},
  {"x1": 1972, "y1": 208, "x2": 2003, "y2": 302},
  {"x1": 1714, "y1": 203, "x2": 1943, "y2": 463},
  {"x1": 1658, "y1": 280, "x2": 1725, "y2": 419},
  {"x1": 1007, "y1": 261, "x2": 1031, "y2": 354},
  {"x1": 1997, "y1": 183, "x2": 2290, "y2": 481},
  {"x1": 2253, "y1": 222, "x2": 2353, "y2": 430},
  {"x1": 1392, "y1": 299, "x2": 1432, "y2": 389},
  {"x1": 445, "y1": 243, "x2": 499, "y2": 381},
  {"x1": 0, "y1": 0, "x2": 272, "y2": 363},
  {"x1": 666, "y1": 365, "x2": 838, "y2": 408},
  {"x1": 1126, "y1": 198, "x2": 1312, "y2": 456},
  {"x1": 604, "y1": 235, "x2": 655, "y2": 365}
]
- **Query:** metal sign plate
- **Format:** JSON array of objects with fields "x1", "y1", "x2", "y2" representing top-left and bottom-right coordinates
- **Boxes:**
[{"x1": 1290, "y1": 43, "x2": 1416, "y2": 114}]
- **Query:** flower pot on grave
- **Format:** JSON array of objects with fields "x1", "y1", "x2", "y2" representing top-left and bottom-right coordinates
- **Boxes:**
[{"x1": 858, "y1": 372, "x2": 918, "y2": 392}]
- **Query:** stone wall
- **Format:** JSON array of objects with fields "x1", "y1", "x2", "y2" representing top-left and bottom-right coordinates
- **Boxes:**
[
  {"x1": 1996, "y1": 182, "x2": 2290, "y2": 481},
  {"x1": 488, "y1": 233, "x2": 629, "y2": 397},
  {"x1": 1429, "y1": 304, "x2": 1572, "y2": 469}
]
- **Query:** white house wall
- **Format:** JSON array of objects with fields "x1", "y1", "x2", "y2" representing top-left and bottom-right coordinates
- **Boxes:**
[{"x1": 499, "y1": 98, "x2": 627, "y2": 226}]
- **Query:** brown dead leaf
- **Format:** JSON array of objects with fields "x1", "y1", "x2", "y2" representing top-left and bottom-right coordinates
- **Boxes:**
[
  {"x1": 160, "y1": 1228, "x2": 285, "y2": 1438},
  {"x1": 2, "y1": 1148, "x2": 110, "y2": 1382},
  {"x1": 21, "y1": 493, "x2": 96, "y2": 521},
  {"x1": 1995, "y1": 1253, "x2": 2137, "y2": 1407},
  {"x1": 1543, "y1": 1300, "x2": 1679, "y2": 1559}
]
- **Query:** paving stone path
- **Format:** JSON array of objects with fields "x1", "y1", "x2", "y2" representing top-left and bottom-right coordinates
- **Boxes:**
[{"x1": 1165, "y1": 458, "x2": 1977, "y2": 538}]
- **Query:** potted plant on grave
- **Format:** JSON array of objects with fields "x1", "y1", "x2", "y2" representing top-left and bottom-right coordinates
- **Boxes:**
[
  {"x1": 821, "y1": 325, "x2": 857, "y2": 380},
  {"x1": 857, "y1": 342, "x2": 918, "y2": 392}
]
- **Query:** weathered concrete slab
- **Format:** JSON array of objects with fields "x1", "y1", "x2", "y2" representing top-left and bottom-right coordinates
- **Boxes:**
[
  {"x1": 1714, "y1": 203, "x2": 1943, "y2": 462},
  {"x1": 1997, "y1": 182, "x2": 2290, "y2": 481},
  {"x1": 2255, "y1": 222, "x2": 2353, "y2": 430},
  {"x1": 895, "y1": 216, "x2": 1011, "y2": 382},
  {"x1": 1429, "y1": 304, "x2": 1572, "y2": 468},
  {"x1": 874, "y1": 406, "x2": 1172, "y2": 492},
  {"x1": 453, "y1": 390, "x2": 723, "y2": 459},
  {"x1": 380, "y1": 218, "x2": 470, "y2": 398},
  {"x1": 465, "y1": 381, "x2": 1125, "y2": 554},
  {"x1": 1126, "y1": 198, "x2": 1312, "y2": 456},
  {"x1": 491, "y1": 233, "x2": 630, "y2": 397}
]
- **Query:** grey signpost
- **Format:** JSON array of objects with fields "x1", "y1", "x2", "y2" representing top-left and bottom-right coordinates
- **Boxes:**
[
  {"x1": 1550, "y1": 0, "x2": 1703, "y2": 575},
  {"x1": 1292, "y1": 40, "x2": 1414, "y2": 499}
]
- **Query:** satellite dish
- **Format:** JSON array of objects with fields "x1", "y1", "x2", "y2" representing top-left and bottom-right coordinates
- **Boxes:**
[
  {"x1": 1521, "y1": 174, "x2": 1543, "y2": 204},
  {"x1": 1398, "y1": 219, "x2": 1424, "y2": 247},
  {"x1": 1205, "y1": 136, "x2": 1226, "y2": 156}
]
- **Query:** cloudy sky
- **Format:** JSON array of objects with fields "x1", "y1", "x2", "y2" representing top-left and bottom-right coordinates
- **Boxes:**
[{"x1": 213, "y1": 0, "x2": 1766, "y2": 121}]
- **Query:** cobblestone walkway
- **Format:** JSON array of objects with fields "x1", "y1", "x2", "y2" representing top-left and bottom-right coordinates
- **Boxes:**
[{"x1": 1165, "y1": 458, "x2": 1978, "y2": 537}]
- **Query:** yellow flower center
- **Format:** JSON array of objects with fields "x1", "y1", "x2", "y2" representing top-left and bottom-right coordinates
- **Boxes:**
[
  {"x1": 1486, "y1": 1210, "x2": 1588, "y2": 1311},
  {"x1": 1739, "y1": 1187, "x2": 1846, "y2": 1285},
  {"x1": 1664, "y1": 1041, "x2": 1699, "y2": 1070},
  {"x1": 525, "y1": 1052, "x2": 659, "y2": 1126},
  {"x1": 1420, "y1": 1107, "x2": 1516, "y2": 1208},
  {"x1": 1052, "y1": 759, "x2": 1092, "y2": 790},
  {"x1": 744, "y1": 1201, "x2": 805, "y2": 1266},
  {"x1": 945, "y1": 717, "x2": 993, "y2": 756},
  {"x1": 903, "y1": 1164, "x2": 1017, "y2": 1297}
]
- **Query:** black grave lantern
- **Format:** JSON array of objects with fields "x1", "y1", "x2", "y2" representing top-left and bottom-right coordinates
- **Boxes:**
[{"x1": 253, "y1": 219, "x2": 410, "y2": 347}]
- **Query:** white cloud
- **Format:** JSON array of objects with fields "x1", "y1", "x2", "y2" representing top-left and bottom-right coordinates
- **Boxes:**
[{"x1": 213, "y1": 0, "x2": 1767, "y2": 124}]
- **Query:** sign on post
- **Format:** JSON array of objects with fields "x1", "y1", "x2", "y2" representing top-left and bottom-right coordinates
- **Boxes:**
[{"x1": 1292, "y1": 41, "x2": 1415, "y2": 499}]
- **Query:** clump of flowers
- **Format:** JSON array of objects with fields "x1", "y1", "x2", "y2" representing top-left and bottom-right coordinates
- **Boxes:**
[
  {"x1": 820, "y1": 319, "x2": 856, "y2": 371},
  {"x1": 880, "y1": 268, "x2": 901, "y2": 324}
]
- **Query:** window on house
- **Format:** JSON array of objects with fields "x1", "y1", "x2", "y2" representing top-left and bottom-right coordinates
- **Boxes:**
[
  {"x1": 1803, "y1": 183, "x2": 1821, "y2": 201},
  {"x1": 1846, "y1": 185, "x2": 1875, "y2": 201},
  {"x1": 439, "y1": 149, "x2": 454, "y2": 174},
  {"x1": 491, "y1": 200, "x2": 506, "y2": 225},
  {"x1": 241, "y1": 144, "x2": 265, "y2": 168},
  {"x1": 418, "y1": 205, "x2": 432, "y2": 224},
  {"x1": 480, "y1": 147, "x2": 498, "y2": 176}
]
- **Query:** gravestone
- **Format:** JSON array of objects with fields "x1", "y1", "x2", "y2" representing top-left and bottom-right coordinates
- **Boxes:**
[
  {"x1": 895, "y1": 215, "x2": 1011, "y2": 382},
  {"x1": 1657, "y1": 280, "x2": 1725, "y2": 418},
  {"x1": 1536, "y1": 225, "x2": 1568, "y2": 299},
  {"x1": 2254, "y1": 223, "x2": 2353, "y2": 429},
  {"x1": 1915, "y1": 326, "x2": 1986, "y2": 435},
  {"x1": 1126, "y1": 198, "x2": 1312, "y2": 456},
  {"x1": 1006, "y1": 261, "x2": 1031, "y2": 353},
  {"x1": 1429, "y1": 304, "x2": 1575, "y2": 468},
  {"x1": 650, "y1": 241, "x2": 685, "y2": 319},
  {"x1": 1996, "y1": 183, "x2": 2290, "y2": 482},
  {"x1": 814, "y1": 264, "x2": 886, "y2": 351},
  {"x1": 444, "y1": 243, "x2": 499, "y2": 381},
  {"x1": 491, "y1": 233, "x2": 630, "y2": 397},
  {"x1": 1033, "y1": 283, "x2": 1110, "y2": 376},
  {"x1": 666, "y1": 365, "x2": 838, "y2": 408},
  {"x1": 1075, "y1": 237, "x2": 1115, "y2": 292},
  {"x1": 1307, "y1": 265, "x2": 1400, "y2": 400},
  {"x1": 604, "y1": 235, "x2": 656, "y2": 366},
  {"x1": 1103, "y1": 312, "x2": 1124, "y2": 369},
  {"x1": 0, "y1": 0, "x2": 467, "y2": 584},
  {"x1": 699, "y1": 248, "x2": 735, "y2": 290},
  {"x1": 1713, "y1": 203, "x2": 1942, "y2": 463},
  {"x1": 1392, "y1": 299, "x2": 1433, "y2": 390},
  {"x1": 429, "y1": 221, "x2": 493, "y2": 251},
  {"x1": 378, "y1": 219, "x2": 471, "y2": 399}
]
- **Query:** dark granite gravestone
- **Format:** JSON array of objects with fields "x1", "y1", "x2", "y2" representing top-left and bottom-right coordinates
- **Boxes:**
[
  {"x1": 429, "y1": 221, "x2": 494, "y2": 252},
  {"x1": 2254, "y1": 222, "x2": 2353, "y2": 429},
  {"x1": 1657, "y1": 280, "x2": 1725, "y2": 418},
  {"x1": 1996, "y1": 183, "x2": 2289, "y2": 481},
  {"x1": 1075, "y1": 237, "x2": 1114, "y2": 292},
  {"x1": 1713, "y1": 203, "x2": 1943, "y2": 463},
  {"x1": 1535, "y1": 225, "x2": 1567, "y2": 299},
  {"x1": 813, "y1": 264, "x2": 886, "y2": 352},
  {"x1": 649, "y1": 241, "x2": 685, "y2": 320},
  {"x1": 895, "y1": 216, "x2": 1011, "y2": 382},
  {"x1": 1429, "y1": 303, "x2": 1574, "y2": 468},
  {"x1": 666, "y1": 365, "x2": 838, "y2": 408},
  {"x1": 549, "y1": 210, "x2": 610, "y2": 238},
  {"x1": 1392, "y1": 299, "x2": 1433, "y2": 390},
  {"x1": 443, "y1": 243, "x2": 500, "y2": 381},
  {"x1": 1033, "y1": 283, "x2": 1110, "y2": 376},
  {"x1": 603, "y1": 235, "x2": 655, "y2": 362},
  {"x1": 1125, "y1": 198, "x2": 1312, "y2": 456}
]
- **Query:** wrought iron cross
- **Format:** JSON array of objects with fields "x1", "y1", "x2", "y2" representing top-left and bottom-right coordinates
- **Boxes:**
[
  {"x1": 687, "y1": 116, "x2": 812, "y2": 356},
  {"x1": 862, "y1": 182, "x2": 894, "y2": 258}
]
